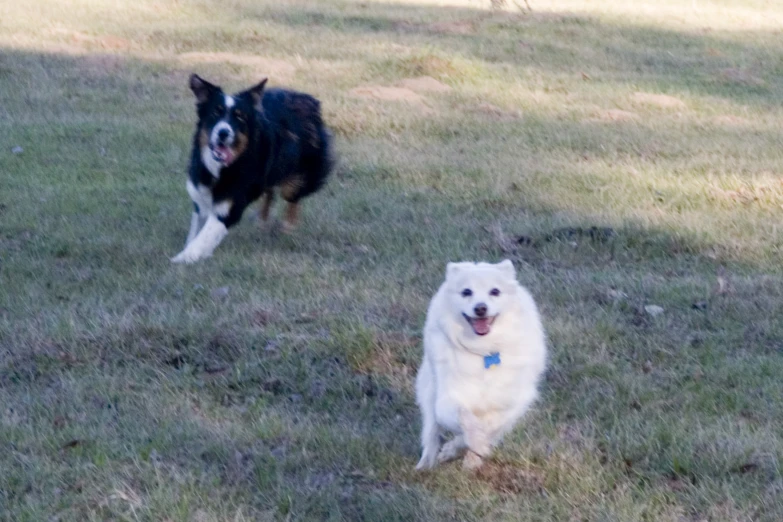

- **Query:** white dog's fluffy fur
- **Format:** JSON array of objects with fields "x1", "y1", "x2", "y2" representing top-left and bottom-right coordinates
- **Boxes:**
[{"x1": 415, "y1": 260, "x2": 547, "y2": 470}]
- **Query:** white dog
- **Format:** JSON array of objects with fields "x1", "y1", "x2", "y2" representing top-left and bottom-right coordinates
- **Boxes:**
[{"x1": 415, "y1": 260, "x2": 547, "y2": 470}]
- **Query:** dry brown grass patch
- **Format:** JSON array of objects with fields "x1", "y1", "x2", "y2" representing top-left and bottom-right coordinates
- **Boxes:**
[
  {"x1": 395, "y1": 54, "x2": 462, "y2": 79},
  {"x1": 177, "y1": 53, "x2": 297, "y2": 81},
  {"x1": 50, "y1": 29, "x2": 133, "y2": 51},
  {"x1": 632, "y1": 92, "x2": 687, "y2": 109},
  {"x1": 353, "y1": 331, "x2": 418, "y2": 387},
  {"x1": 712, "y1": 114, "x2": 753, "y2": 127},
  {"x1": 397, "y1": 76, "x2": 452, "y2": 93},
  {"x1": 348, "y1": 85, "x2": 424, "y2": 103},
  {"x1": 594, "y1": 109, "x2": 639, "y2": 122},
  {"x1": 474, "y1": 461, "x2": 546, "y2": 495},
  {"x1": 426, "y1": 20, "x2": 477, "y2": 35},
  {"x1": 469, "y1": 102, "x2": 521, "y2": 120}
]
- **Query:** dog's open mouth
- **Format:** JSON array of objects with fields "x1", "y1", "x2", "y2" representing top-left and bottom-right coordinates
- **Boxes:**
[
  {"x1": 210, "y1": 144, "x2": 235, "y2": 165},
  {"x1": 463, "y1": 313, "x2": 497, "y2": 336}
]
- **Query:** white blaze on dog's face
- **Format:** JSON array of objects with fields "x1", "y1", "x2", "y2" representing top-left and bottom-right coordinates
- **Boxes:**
[
  {"x1": 207, "y1": 94, "x2": 237, "y2": 163},
  {"x1": 445, "y1": 260, "x2": 518, "y2": 336}
]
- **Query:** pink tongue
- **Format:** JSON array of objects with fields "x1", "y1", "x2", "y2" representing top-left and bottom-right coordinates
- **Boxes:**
[
  {"x1": 215, "y1": 145, "x2": 233, "y2": 164},
  {"x1": 472, "y1": 318, "x2": 491, "y2": 335}
]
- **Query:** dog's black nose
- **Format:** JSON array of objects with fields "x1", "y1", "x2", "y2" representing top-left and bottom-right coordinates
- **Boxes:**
[
  {"x1": 474, "y1": 303, "x2": 487, "y2": 317},
  {"x1": 217, "y1": 128, "x2": 230, "y2": 142}
]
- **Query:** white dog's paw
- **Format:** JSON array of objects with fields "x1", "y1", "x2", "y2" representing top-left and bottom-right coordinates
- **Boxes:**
[
  {"x1": 459, "y1": 408, "x2": 491, "y2": 457},
  {"x1": 436, "y1": 438, "x2": 465, "y2": 463},
  {"x1": 415, "y1": 450, "x2": 438, "y2": 471},
  {"x1": 172, "y1": 216, "x2": 227, "y2": 264},
  {"x1": 462, "y1": 450, "x2": 484, "y2": 470},
  {"x1": 170, "y1": 249, "x2": 203, "y2": 264}
]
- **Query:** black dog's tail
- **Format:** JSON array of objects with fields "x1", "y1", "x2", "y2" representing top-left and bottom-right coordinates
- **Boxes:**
[
  {"x1": 314, "y1": 125, "x2": 335, "y2": 191},
  {"x1": 297, "y1": 101, "x2": 334, "y2": 199}
]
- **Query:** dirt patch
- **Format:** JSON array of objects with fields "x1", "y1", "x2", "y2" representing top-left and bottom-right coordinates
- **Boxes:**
[
  {"x1": 348, "y1": 85, "x2": 432, "y2": 114},
  {"x1": 395, "y1": 55, "x2": 461, "y2": 79},
  {"x1": 469, "y1": 102, "x2": 520, "y2": 120},
  {"x1": 58, "y1": 31, "x2": 132, "y2": 51},
  {"x1": 558, "y1": 423, "x2": 590, "y2": 446},
  {"x1": 427, "y1": 20, "x2": 477, "y2": 35},
  {"x1": 711, "y1": 185, "x2": 776, "y2": 205},
  {"x1": 98, "y1": 35, "x2": 132, "y2": 51},
  {"x1": 177, "y1": 53, "x2": 297, "y2": 79},
  {"x1": 249, "y1": 308, "x2": 282, "y2": 327},
  {"x1": 631, "y1": 92, "x2": 686, "y2": 109},
  {"x1": 474, "y1": 461, "x2": 545, "y2": 495},
  {"x1": 596, "y1": 109, "x2": 639, "y2": 122},
  {"x1": 325, "y1": 107, "x2": 373, "y2": 137},
  {"x1": 397, "y1": 76, "x2": 452, "y2": 93}
]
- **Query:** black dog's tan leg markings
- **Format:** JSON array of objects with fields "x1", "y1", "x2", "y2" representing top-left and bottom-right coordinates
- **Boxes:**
[
  {"x1": 280, "y1": 176, "x2": 305, "y2": 233},
  {"x1": 279, "y1": 175, "x2": 305, "y2": 201},
  {"x1": 260, "y1": 190, "x2": 274, "y2": 222},
  {"x1": 282, "y1": 201, "x2": 299, "y2": 233}
]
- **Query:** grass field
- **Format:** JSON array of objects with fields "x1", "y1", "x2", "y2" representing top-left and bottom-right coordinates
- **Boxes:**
[{"x1": 1, "y1": 0, "x2": 782, "y2": 520}]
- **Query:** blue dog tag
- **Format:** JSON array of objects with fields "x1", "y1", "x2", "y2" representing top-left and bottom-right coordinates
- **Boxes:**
[{"x1": 484, "y1": 352, "x2": 501, "y2": 369}]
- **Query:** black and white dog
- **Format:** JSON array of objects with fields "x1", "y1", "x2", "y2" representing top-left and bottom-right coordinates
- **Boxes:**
[{"x1": 171, "y1": 74, "x2": 333, "y2": 263}]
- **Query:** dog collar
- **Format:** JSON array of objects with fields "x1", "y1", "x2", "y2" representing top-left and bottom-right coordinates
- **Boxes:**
[{"x1": 484, "y1": 352, "x2": 501, "y2": 369}]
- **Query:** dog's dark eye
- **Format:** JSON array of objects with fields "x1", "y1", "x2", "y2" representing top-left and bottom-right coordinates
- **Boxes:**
[
  {"x1": 490, "y1": 288, "x2": 501, "y2": 297},
  {"x1": 461, "y1": 288, "x2": 472, "y2": 297},
  {"x1": 213, "y1": 106, "x2": 224, "y2": 117},
  {"x1": 233, "y1": 110, "x2": 246, "y2": 122}
]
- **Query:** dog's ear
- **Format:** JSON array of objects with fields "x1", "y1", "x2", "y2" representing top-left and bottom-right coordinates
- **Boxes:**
[
  {"x1": 189, "y1": 74, "x2": 217, "y2": 104},
  {"x1": 496, "y1": 259, "x2": 516, "y2": 278},
  {"x1": 446, "y1": 262, "x2": 466, "y2": 280},
  {"x1": 247, "y1": 78, "x2": 268, "y2": 111}
]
